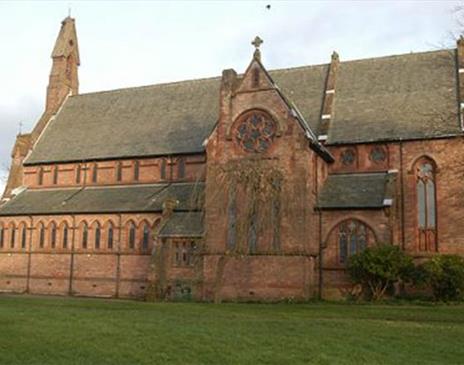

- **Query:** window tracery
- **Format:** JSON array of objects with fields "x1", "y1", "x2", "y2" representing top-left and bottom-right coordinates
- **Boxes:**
[
  {"x1": 415, "y1": 158, "x2": 437, "y2": 251},
  {"x1": 369, "y1": 146, "x2": 387, "y2": 163},
  {"x1": 338, "y1": 219, "x2": 373, "y2": 264},
  {"x1": 235, "y1": 111, "x2": 277, "y2": 153},
  {"x1": 341, "y1": 148, "x2": 356, "y2": 166}
]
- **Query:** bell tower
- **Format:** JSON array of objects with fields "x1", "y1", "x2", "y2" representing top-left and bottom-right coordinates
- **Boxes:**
[{"x1": 46, "y1": 16, "x2": 80, "y2": 114}]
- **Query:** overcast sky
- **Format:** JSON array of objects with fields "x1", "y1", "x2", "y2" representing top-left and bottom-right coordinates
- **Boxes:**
[{"x1": 0, "y1": 0, "x2": 459, "y2": 191}]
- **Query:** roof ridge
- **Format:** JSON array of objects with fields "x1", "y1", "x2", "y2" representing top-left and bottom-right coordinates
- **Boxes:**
[
  {"x1": 337, "y1": 47, "x2": 454, "y2": 66},
  {"x1": 74, "y1": 75, "x2": 222, "y2": 98},
  {"x1": 73, "y1": 48, "x2": 454, "y2": 99}
]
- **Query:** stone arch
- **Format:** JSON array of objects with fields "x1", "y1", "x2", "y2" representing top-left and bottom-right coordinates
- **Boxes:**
[
  {"x1": 324, "y1": 218, "x2": 378, "y2": 265},
  {"x1": 413, "y1": 156, "x2": 438, "y2": 252},
  {"x1": 17, "y1": 221, "x2": 28, "y2": 250},
  {"x1": 408, "y1": 154, "x2": 438, "y2": 173},
  {"x1": 126, "y1": 219, "x2": 137, "y2": 250},
  {"x1": 226, "y1": 107, "x2": 284, "y2": 140}
]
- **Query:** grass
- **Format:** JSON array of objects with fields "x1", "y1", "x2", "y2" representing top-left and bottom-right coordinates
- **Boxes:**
[{"x1": 0, "y1": 295, "x2": 463, "y2": 364}]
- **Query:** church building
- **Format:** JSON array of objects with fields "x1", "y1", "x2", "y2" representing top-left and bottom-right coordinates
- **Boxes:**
[{"x1": 0, "y1": 17, "x2": 463, "y2": 301}]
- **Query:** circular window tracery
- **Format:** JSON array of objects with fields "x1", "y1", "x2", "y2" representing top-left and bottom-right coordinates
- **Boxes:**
[
  {"x1": 341, "y1": 148, "x2": 356, "y2": 166},
  {"x1": 234, "y1": 111, "x2": 277, "y2": 153},
  {"x1": 369, "y1": 146, "x2": 387, "y2": 163}
]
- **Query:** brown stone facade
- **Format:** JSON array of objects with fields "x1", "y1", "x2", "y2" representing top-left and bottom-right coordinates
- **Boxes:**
[{"x1": 1, "y1": 18, "x2": 464, "y2": 302}]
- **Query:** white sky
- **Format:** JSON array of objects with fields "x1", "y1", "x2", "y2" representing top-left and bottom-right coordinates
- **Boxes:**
[{"x1": 0, "y1": 0, "x2": 460, "y2": 192}]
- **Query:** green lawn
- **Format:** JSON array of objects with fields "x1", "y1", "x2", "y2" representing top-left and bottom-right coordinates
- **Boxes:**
[{"x1": 0, "y1": 296, "x2": 463, "y2": 364}]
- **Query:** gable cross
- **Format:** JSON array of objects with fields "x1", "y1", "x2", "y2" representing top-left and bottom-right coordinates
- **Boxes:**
[{"x1": 251, "y1": 36, "x2": 263, "y2": 61}]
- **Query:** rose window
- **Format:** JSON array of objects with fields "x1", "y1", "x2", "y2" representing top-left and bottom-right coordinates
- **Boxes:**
[{"x1": 235, "y1": 112, "x2": 277, "y2": 153}]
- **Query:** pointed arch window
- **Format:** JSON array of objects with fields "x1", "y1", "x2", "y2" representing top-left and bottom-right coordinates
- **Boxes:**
[
  {"x1": 10, "y1": 224, "x2": 16, "y2": 248},
  {"x1": 39, "y1": 223, "x2": 45, "y2": 248},
  {"x1": 142, "y1": 223, "x2": 150, "y2": 252},
  {"x1": 128, "y1": 222, "x2": 136, "y2": 249},
  {"x1": 50, "y1": 222, "x2": 57, "y2": 249},
  {"x1": 415, "y1": 158, "x2": 437, "y2": 251},
  {"x1": 116, "y1": 162, "x2": 122, "y2": 182},
  {"x1": 76, "y1": 164, "x2": 81, "y2": 184},
  {"x1": 134, "y1": 161, "x2": 140, "y2": 181},
  {"x1": 21, "y1": 225, "x2": 27, "y2": 249},
  {"x1": 338, "y1": 219, "x2": 374, "y2": 264},
  {"x1": 38, "y1": 167, "x2": 44, "y2": 186},
  {"x1": 92, "y1": 164, "x2": 98, "y2": 183},
  {"x1": 107, "y1": 223, "x2": 114, "y2": 250},
  {"x1": 0, "y1": 226, "x2": 4, "y2": 248},
  {"x1": 62, "y1": 224, "x2": 68, "y2": 249},
  {"x1": 53, "y1": 166, "x2": 58, "y2": 185},
  {"x1": 95, "y1": 223, "x2": 101, "y2": 250},
  {"x1": 82, "y1": 223, "x2": 88, "y2": 249}
]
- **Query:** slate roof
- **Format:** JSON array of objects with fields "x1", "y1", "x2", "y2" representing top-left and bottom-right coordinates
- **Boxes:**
[
  {"x1": 0, "y1": 183, "x2": 204, "y2": 216},
  {"x1": 25, "y1": 49, "x2": 460, "y2": 165},
  {"x1": 328, "y1": 50, "x2": 460, "y2": 144},
  {"x1": 317, "y1": 172, "x2": 395, "y2": 209},
  {"x1": 159, "y1": 212, "x2": 204, "y2": 238}
]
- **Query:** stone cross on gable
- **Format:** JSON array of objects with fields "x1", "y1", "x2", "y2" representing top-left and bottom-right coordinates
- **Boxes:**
[{"x1": 251, "y1": 36, "x2": 263, "y2": 61}]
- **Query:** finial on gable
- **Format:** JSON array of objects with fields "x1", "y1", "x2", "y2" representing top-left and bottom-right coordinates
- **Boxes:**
[
  {"x1": 331, "y1": 51, "x2": 339, "y2": 61},
  {"x1": 252, "y1": 36, "x2": 263, "y2": 61}
]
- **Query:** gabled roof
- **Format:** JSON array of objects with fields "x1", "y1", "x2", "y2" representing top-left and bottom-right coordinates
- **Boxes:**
[
  {"x1": 24, "y1": 49, "x2": 460, "y2": 165},
  {"x1": 317, "y1": 172, "x2": 395, "y2": 209},
  {"x1": 327, "y1": 49, "x2": 460, "y2": 144},
  {"x1": 0, "y1": 182, "x2": 204, "y2": 216}
]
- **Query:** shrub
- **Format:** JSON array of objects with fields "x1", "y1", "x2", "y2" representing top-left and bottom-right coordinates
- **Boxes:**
[
  {"x1": 348, "y1": 244, "x2": 414, "y2": 301},
  {"x1": 420, "y1": 255, "x2": 464, "y2": 301}
]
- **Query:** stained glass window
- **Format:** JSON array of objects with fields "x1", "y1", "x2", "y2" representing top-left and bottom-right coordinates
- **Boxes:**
[
  {"x1": 39, "y1": 224, "x2": 45, "y2": 248},
  {"x1": 116, "y1": 162, "x2": 122, "y2": 182},
  {"x1": 134, "y1": 161, "x2": 140, "y2": 181},
  {"x1": 63, "y1": 225, "x2": 68, "y2": 249},
  {"x1": 50, "y1": 223, "x2": 57, "y2": 249},
  {"x1": 369, "y1": 146, "x2": 387, "y2": 163},
  {"x1": 415, "y1": 158, "x2": 437, "y2": 251},
  {"x1": 92, "y1": 164, "x2": 98, "y2": 183},
  {"x1": 129, "y1": 223, "x2": 136, "y2": 249},
  {"x1": 142, "y1": 224, "x2": 150, "y2": 251},
  {"x1": 235, "y1": 111, "x2": 277, "y2": 153},
  {"x1": 0, "y1": 227, "x2": 4, "y2": 248},
  {"x1": 108, "y1": 224, "x2": 114, "y2": 250},
  {"x1": 53, "y1": 167, "x2": 58, "y2": 185},
  {"x1": 82, "y1": 223, "x2": 88, "y2": 249},
  {"x1": 38, "y1": 167, "x2": 44, "y2": 185},
  {"x1": 21, "y1": 226, "x2": 27, "y2": 249},
  {"x1": 338, "y1": 220, "x2": 372, "y2": 264},
  {"x1": 341, "y1": 149, "x2": 356, "y2": 166},
  {"x1": 95, "y1": 223, "x2": 101, "y2": 250},
  {"x1": 76, "y1": 165, "x2": 81, "y2": 184},
  {"x1": 10, "y1": 225, "x2": 15, "y2": 248}
]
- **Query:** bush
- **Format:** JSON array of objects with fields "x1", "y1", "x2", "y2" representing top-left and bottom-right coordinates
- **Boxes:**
[
  {"x1": 348, "y1": 244, "x2": 414, "y2": 301},
  {"x1": 419, "y1": 255, "x2": 464, "y2": 301}
]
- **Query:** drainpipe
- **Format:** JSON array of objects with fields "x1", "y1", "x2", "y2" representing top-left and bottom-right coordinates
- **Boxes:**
[
  {"x1": 26, "y1": 215, "x2": 33, "y2": 293},
  {"x1": 399, "y1": 141, "x2": 406, "y2": 250},
  {"x1": 115, "y1": 213, "x2": 122, "y2": 298},
  {"x1": 318, "y1": 208, "x2": 323, "y2": 300},
  {"x1": 69, "y1": 214, "x2": 76, "y2": 295}
]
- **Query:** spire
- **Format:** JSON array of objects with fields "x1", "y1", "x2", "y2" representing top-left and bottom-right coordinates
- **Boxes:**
[
  {"x1": 46, "y1": 17, "x2": 80, "y2": 114},
  {"x1": 251, "y1": 36, "x2": 263, "y2": 62}
]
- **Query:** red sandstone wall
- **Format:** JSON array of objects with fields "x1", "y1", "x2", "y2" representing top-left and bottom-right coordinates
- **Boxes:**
[
  {"x1": 23, "y1": 154, "x2": 205, "y2": 188},
  {"x1": 0, "y1": 213, "x2": 159, "y2": 298}
]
